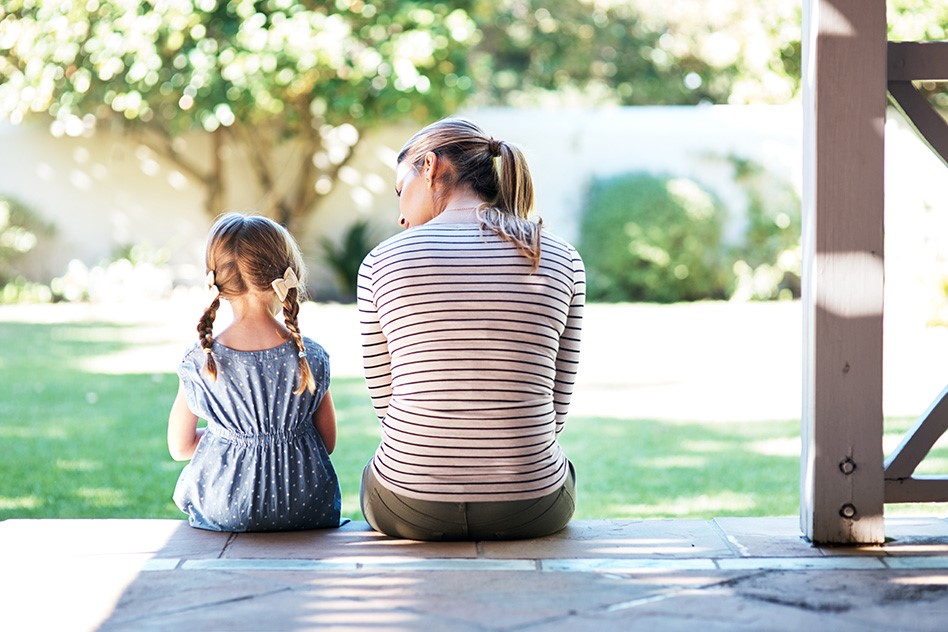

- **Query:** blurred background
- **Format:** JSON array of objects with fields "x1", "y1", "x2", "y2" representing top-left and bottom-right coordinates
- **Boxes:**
[
  {"x1": 0, "y1": 0, "x2": 944, "y2": 313},
  {"x1": 1, "y1": 0, "x2": 946, "y2": 521}
]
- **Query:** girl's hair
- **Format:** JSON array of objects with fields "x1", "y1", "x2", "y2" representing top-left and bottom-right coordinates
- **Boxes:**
[
  {"x1": 199, "y1": 213, "x2": 315, "y2": 395},
  {"x1": 398, "y1": 117, "x2": 542, "y2": 269}
]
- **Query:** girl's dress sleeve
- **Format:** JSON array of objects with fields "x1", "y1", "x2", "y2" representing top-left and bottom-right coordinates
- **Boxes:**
[{"x1": 176, "y1": 344, "x2": 210, "y2": 420}]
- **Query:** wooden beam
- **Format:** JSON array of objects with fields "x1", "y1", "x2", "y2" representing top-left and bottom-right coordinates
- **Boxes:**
[
  {"x1": 801, "y1": 0, "x2": 887, "y2": 544},
  {"x1": 888, "y1": 82, "x2": 948, "y2": 168},
  {"x1": 885, "y1": 386, "x2": 948, "y2": 479},
  {"x1": 888, "y1": 41, "x2": 948, "y2": 81},
  {"x1": 886, "y1": 477, "x2": 948, "y2": 504}
]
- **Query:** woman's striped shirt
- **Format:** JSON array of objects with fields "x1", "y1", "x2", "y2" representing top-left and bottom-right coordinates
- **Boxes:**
[{"x1": 357, "y1": 209, "x2": 585, "y2": 502}]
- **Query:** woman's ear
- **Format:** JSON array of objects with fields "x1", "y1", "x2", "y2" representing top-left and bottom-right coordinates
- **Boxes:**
[{"x1": 423, "y1": 152, "x2": 439, "y2": 188}]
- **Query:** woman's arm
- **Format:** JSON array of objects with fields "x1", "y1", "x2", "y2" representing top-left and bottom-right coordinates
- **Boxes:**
[
  {"x1": 313, "y1": 390, "x2": 337, "y2": 454},
  {"x1": 553, "y1": 249, "x2": 586, "y2": 433},
  {"x1": 357, "y1": 255, "x2": 394, "y2": 421},
  {"x1": 167, "y1": 381, "x2": 204, "y2": 461}
]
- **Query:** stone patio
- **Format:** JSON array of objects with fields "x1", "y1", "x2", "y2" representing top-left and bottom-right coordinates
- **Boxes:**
[{"x1": 5, "y1": 516, "x2": 948, "y2": 631}]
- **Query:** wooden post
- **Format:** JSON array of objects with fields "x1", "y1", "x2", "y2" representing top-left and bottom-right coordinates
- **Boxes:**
[{"x1": 800, "y1": 0, "x2": 887, "y2": 544}]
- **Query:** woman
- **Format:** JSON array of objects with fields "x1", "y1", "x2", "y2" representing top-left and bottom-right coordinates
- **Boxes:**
[{"x1": 357, "y1": 118, "x2": 585, "y2": 541}]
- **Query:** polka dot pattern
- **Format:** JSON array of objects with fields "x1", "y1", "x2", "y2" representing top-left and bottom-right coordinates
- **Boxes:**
[{"x1": 172, "y1": 337, "x2": 342, "y2": 532}]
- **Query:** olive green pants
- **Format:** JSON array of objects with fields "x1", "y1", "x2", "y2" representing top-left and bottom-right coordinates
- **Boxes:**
[{"x1": 360, "y1": 462, "x2": 576, "y2": 541}]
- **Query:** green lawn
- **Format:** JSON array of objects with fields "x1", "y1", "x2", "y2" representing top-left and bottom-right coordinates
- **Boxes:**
[{"x1": 0, "y1": 319, "x2": 943, "y2": 522}]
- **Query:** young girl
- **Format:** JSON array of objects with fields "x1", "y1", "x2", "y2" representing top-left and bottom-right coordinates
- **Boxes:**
[{"x1": 167, "y1": 213, "x2": 342, "y2": 532}]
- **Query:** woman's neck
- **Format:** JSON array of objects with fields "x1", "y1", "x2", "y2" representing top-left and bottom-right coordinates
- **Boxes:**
[{"x1": 438, "y1": 186, "x2": 487, "y2": 214}]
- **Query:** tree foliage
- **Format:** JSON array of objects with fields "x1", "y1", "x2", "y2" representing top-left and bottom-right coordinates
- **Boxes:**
[
  {"x1": 469, "y1": 0, "x2": 801, "y2": 107},
  {"x1": 2, "y1": 0, "x2": 939, "y2": 234},
  {"x1": 0, "y1": 0, "x2": 477, "y2": 232}
]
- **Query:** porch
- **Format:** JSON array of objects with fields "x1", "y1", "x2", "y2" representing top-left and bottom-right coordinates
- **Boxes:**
[{"x1": 4, "y1": 516, "x2": 948, "y2": 630}]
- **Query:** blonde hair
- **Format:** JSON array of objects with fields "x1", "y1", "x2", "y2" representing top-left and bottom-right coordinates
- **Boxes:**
[
  {"x1": 199, "y1": 213, "x2": 315, "y2": 395},
  {"x1": 398, "y1": 117, "x2": 543, "y2": 269}
]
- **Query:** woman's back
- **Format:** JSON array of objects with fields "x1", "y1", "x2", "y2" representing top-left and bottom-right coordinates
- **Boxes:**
[{"x1": 359, "y1": 209, "x2": 585, "y2": 502}]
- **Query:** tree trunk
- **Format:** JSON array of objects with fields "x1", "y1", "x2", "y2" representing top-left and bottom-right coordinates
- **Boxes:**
[{"x1": 204, "y1": 127, "x2": 226, "y2": 218}]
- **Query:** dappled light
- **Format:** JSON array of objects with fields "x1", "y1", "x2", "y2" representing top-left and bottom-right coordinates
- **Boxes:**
[
  {"x1": 76, "y1": 486, "x2": 126, "y2": 509},
  {"x1": 892, "y1": 575, "x2": 948, "y2": 585},
  {"x1": 579, "y1": 537, "x2": 722, "y2": 556},
  {"x1": 641, "y1": 455, "x2": 708, "y2": 469},
  {"x1": 748, "y1": 437, "x2": 801, "y2": 457},
  {"x1": 56, "y1": 458, "x2": 102, "y2": 472},
  {"x1": 608, "y1": 492, "x2": 758, "y2": 520},
  {"x1": 4, "y1": 299, "x2": 948, "y2": 524},
  {"x1": 0, "y1": 496, "x2": 38, "y2": 511}
]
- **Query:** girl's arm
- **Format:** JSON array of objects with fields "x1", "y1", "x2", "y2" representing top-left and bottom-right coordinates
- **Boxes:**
[
  {"x1": 313, "y1": 390, "x2": 337, "y2": 454},
  {"x1": 167, "y1": 380, "x2": 204, "y2": 461}
]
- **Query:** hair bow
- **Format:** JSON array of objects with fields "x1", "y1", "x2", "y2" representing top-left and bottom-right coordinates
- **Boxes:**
[
  {"x1": 271, "y1": 267, "x2": 299, "y2": 302},
  {"x1": 206, "y1": 270, "x2": 220, "y2": 301}
]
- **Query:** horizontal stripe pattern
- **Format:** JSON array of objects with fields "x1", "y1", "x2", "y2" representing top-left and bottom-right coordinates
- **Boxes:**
[{"x1": 357, "y1": 216, "x2": 585, "y2": 501}]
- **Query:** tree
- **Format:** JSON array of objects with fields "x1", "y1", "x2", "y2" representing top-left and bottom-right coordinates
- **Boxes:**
[
  {"x1": 1, "y1": 0, "x2": 943, "y2": 236},
  {"x1": 0, "y1": 0, "x2": 477, "y2": 233},
  {"x1": 467, "y1": 0, "x2": 802, "y2": 107}
]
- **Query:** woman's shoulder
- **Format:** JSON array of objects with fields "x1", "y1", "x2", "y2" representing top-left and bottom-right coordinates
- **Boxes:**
[
  {"x1": 367, "y1": 223, "x2": 477, "y2": 258},
  {"x1": 540, "y1": 229, "x2": 582, "y2": 259}
]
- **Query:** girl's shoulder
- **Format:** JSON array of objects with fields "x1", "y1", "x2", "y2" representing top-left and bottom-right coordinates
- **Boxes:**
[
  {"x1": 177, "y1": 342, "x2": 206, "y2": 384},
  {"x1": 300, "y1": 336, "x2": 329, "y2": 362},
  {"x1": 179, "y1": 341, "x2": 203, "y2": 363}
]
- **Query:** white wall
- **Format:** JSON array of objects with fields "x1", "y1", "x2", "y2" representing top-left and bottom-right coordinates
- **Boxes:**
[
  {"x1": 462, "y1": 105, "x2": 803, "y2": 245},
  {"x1": 1, "y1": 105, "x2": 943, "y2": 313}
]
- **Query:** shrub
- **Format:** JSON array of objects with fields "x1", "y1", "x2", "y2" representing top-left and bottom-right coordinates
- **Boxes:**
[
  {"x1": 579, "y1": 172, "x2": 734, "y2": 302},
  {"x1": 49, "y1": 244, "x2": 174, "y2": 303},
  {"x1": 728, "y1": 156, "x2": 801, "y2": 301},
  {"x1": 0, "y1": 196, "x2": 54, "y2": 286},
  {"x1": 320, "y1": 219, "x2": 381, "y2": 301}
]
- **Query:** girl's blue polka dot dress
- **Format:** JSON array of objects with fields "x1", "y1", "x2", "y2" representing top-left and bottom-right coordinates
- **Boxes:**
[{"x1": 172, "y1": 337, "x2": 342, "y2": 532}]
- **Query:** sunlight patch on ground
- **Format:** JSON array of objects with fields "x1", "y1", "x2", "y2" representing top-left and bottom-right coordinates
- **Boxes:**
[
  {"x1": 51, "y1": 326, "x2": 133, "y2": 342},
  {"x1": 680, "y1": 439, "x2": 731, "y2": 453},
  {"x1": 80, "y1": 350, "x2": 178, "y2": 375},
  {"x1": 611, "y1": 491, "x2": 756, "y2": 518},
  {"x1": 915, "y1": 458, "x2": 948, "y2": 475},
  {"x1": 748, "y1": 437, "x2": 800, "y2": 457},
  {"x1": 640, "y1": 455, "x2": 708, "y2": 469},
  {"x1": 0, "y1": 425, "x2": 66, "y2": 439},
  {"x1": 886, "y1": 503, "x2": 948, "y2": 517},
  {"x1": 0, "y1": 496, "x2": 39, "y2": 510},
  {"x1": 76, "y1": 487, "x2": 125, "y2": 508},
  {"x1": 891, "y1": 575, "x2": 948, "y2": 586},
  {"x1": 56, "y1": 459, "x2": 102, "y2": 472}
]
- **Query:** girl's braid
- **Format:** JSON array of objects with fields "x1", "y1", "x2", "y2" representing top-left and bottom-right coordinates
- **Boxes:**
[
  {"x1": 281, "y1": 286, "x2": 315, "y2": 395},
  {"x1": 198, "y1": 295, "x2": 221, "y2": 380}
]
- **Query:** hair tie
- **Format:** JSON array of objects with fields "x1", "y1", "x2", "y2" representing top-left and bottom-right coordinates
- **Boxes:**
[
  {"x1": 298, "y1": 350, "x2": 307, "y2": 359},
  {"x1": 206, "y1": 270, "x2": 220, "y2": 302},
  {"x1": 203, "y1": 347, "x2": 212, "y2": 355},
  {"x1": 487, "y1": 138, "x2": 502, "y2": 157},
  {"x1": 271, "y1": 267, "x2": 300, "y2": 302}
]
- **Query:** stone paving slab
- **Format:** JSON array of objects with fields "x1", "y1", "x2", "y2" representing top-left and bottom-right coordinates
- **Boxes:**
[
  {"x1": 223, "y1": 520, "x2": 479, "y2": 560},
  {"x1": 480, "y1": 519, "x2": 736, "y2": 559},
  {"x1": 6, "y1": 516, "x2": 948, "y2": 631},
  {"x1": 712, "y1": 516, "x2": 822, "y2": 557}
]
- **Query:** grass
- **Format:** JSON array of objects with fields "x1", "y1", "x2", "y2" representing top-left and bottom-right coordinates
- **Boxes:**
[{"x1": 1, "y1": 318, "x2": 945, "y2": 522}]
